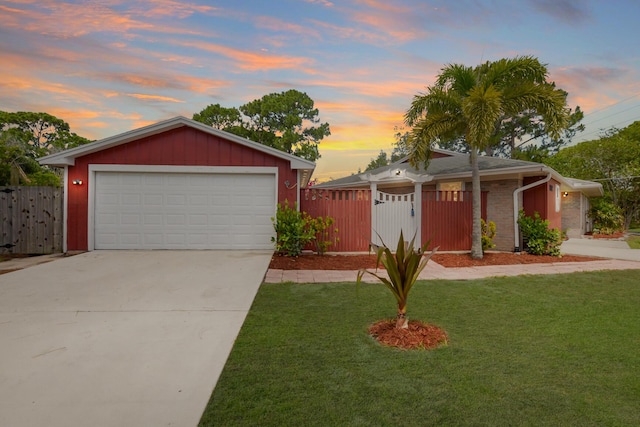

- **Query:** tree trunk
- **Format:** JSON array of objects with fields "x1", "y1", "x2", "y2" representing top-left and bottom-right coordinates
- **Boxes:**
[
  {"x1": 470, "y1": 147, "x2": 483, "y2": 259},
  {"x1": 396, "y1": 305, "x2": 408, "y2": 329}
]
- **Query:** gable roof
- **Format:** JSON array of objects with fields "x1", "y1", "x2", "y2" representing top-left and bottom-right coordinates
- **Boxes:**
[
  {"x1": 39, "y1": 116, "x2": 316, "y2": 183},
  {"x1": 314, "y1": 151, "x2": 603, "y2": 196}
]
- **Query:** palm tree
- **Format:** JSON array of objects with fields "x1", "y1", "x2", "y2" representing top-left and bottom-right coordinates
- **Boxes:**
[{"x1": 405, "y1": 56, "x2": 570, "y2": 259}]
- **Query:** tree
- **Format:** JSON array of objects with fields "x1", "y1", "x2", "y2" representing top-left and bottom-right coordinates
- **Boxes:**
[
  {"x1": 362, "y1": 126, "x2": 410, "y2": 171},
  {"x1": 0, "y1": 111, "x2": 91, "y2": 185},
  {"x1": 405, "y1": 56, "x2": 570, "y2": 259},
  {"x1": 435, "y1": 101, "x2": 583, "y2": 161},
  {"x1": 365, "y1": 150, "x2": 390, "y2": 171},
  {"x1": 193, "y1": 90, "x2": 330, "y2": 162},
  {"x1": 191, "y1": 103, "x2": 243, "y2": 131},
  {"x1": 545, "y1": 122, "x2": 640, "y2": 229}
]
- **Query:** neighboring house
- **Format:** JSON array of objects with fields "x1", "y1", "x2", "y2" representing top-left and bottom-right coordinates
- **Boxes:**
[
  {"x1": 304, "y1": 149, "x2": 603, "y2": 252},
  {"x1": 39, "y1": 116, "x2": 314, "y2": 252}
]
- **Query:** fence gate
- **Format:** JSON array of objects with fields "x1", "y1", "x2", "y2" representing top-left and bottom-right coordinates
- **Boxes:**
[
  {"x1": 0, "y1": 186, "x2": 63, "y2": 254},
  {"x1": 372, "y1": 191, "x2": 417, "y2": 247}
]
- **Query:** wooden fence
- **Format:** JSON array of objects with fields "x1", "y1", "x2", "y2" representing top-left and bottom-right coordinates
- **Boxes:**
[
  {"x1": 301, "y1": 189, "x2": 371, "y2": 252},
  {"x1": 0, "y1": 186, "x2": 63, "y2": 254},
  {"x1": 422, "y1": 190, "x2": 487, "y2": 251},
  {"x1": 300, "y1": 189, "x2": 488, "y2": 252}
]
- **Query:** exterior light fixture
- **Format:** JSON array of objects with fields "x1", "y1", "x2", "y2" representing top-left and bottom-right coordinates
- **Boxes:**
[
  {"x1": 562, "y1": 191, "x2": 569, "y2": 197},
  {"x1": 72, "y1": 179, "x2": 83, "y2": 185},
  {"x1": 395, "y1": 169, "x2": 401, "y2": 176}
]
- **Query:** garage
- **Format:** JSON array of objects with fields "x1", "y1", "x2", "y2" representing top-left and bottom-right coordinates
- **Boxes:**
[
  {"x1": 38, "y1": 116, "x2": 315, "y2": 252},
  {"x1": 93, "y1": 170, "x2": 276, "y2": 250}
]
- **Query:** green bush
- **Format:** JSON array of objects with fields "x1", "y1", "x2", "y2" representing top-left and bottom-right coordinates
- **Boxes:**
[
  {"x1": 304, "y1": 214, "x2": 339, "y2": 255},
  {"x1": 590, "y1": 200, "x2": 624, "y2": 235},
  {"x1": 271, "y1": 201, "x2": 315, "y2": 256},
  {"x1": 518, "y1": 211, "x2": 562, "y2": 257},
  {"x1": 481, "y1": 219, "x2": 496, "y2": 252}
]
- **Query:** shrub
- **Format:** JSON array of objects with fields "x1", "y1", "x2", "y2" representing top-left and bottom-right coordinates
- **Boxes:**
[
  {"x1": 517, "y1": 211, "x2": 562, "y2": 257},
  {"x1": 357, "y1": 231, "x2": 438, "y2": 329},
  {"x1": 481, "y1": 219, "x2": 496, "y2": 252},
  {"x1": 271, "y1": 201, "x2": 315, "y2": 256},
  {"x1": 304, "y1": 214, "x2": 339, "y2": 255},
  {"x1": 590, "y1": 200, "x2": 624, "y2": 235}
]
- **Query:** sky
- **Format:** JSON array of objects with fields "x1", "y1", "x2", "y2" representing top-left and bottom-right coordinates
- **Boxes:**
[{"x1": 2, "y1": 0, "x2": 640, "y2": 181}]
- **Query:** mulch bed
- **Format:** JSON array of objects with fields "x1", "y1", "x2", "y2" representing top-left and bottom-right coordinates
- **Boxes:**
[
  {"x1": 368, "y1": 320, "x2": 448, "y2": 350},
  {"x1": 588, "y1": 232, "x2": 626, "y2": 239},
  {"x1": 268, "y1": 252, "x2": 602, "y2": 270}
]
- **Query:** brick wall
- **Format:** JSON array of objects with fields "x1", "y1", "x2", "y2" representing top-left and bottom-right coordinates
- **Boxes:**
[{"x1": 481, "y1": 179, "x2": 521, "y2": 251}]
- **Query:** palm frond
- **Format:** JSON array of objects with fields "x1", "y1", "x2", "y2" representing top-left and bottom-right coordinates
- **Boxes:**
[
  {"x1": 436, "y1": 64, "x2": 476, "y2": 94},
  {"x1": 407, "y1": 112, "x2": 464, "y2": 167},
  {"x1": 462, "y1": 84, "x2": 503, "y2": 148},
  {"x1": 356, "y1": 232, "x2": 439, "y2": 324},
  {"x1": 481, "y1": 56, "x2": 549, "y2": 87}
]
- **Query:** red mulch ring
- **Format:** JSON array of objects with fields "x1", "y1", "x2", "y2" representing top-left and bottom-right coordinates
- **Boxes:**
[
  {"x1": 369, "y1": 319, "x2": 448, "y2": 350},
  {"x1": 268, "y1": 252, "x2": 602, "y2": 270}
]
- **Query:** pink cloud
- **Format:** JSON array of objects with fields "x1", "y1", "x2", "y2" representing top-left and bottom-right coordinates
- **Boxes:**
[
  {"x1": 126, "y1": 93, "x2": 184, "y2": 103},
  {"x1": 172, "y1": 40, "x2": 317, "y2": 73},
  {"x1": 254, "y1": 16, "x2": 321, "y2": 39},
  {"x1": 306, "y1": 0, "x2": 334, "y2": 7},
  {"x1": 133, "y1": 0, "x2": 218, "y2": 19}
]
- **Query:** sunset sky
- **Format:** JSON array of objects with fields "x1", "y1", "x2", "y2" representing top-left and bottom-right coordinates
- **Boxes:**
[{"x1": 2, "y1": 0, "x2": 640, "y2": 181}]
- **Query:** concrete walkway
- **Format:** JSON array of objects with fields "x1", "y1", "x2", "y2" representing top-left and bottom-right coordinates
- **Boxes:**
[
  {"x1": 0, "y1": 250, "x2": 271, "y2": 427},
  {"x1": 266, "y1": 238, "x2": 640, "y2": 283}
]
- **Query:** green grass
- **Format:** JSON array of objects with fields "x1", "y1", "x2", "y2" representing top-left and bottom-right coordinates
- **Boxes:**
[
  {"x1": 200, "y1": 271, "x2": 640, "y2": 426},
  {"x1": 628, "y1": 236, "x2": 640, "y2": 249}
]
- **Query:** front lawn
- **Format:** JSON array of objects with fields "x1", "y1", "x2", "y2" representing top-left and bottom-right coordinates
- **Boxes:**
[
  {"x1": 627, "y1": 235, "x2": 640, "y2": 249},
  {"x1": 200, "y1": 270, "x2": 640, "y2": 426}
]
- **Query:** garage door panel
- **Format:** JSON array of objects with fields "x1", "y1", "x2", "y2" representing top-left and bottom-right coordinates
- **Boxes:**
[{"x1": 95, "y1": 172, "x2": 276, "y2": 250}]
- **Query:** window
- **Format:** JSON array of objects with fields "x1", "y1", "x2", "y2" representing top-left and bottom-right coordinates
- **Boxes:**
[{"x1": 438, "y1": 181, "x2": 464, "y2": 201}]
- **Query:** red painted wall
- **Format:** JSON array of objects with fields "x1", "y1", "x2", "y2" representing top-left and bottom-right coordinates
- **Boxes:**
[
  {"x1": 66, "y1": 126, "x2": 299, "y2": 250},
  {"x1": 522, "y1": 176, "x2": 562, "y2": 230}
]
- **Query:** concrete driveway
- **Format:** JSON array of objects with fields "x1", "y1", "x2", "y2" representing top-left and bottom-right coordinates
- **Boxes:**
[
  {"x1": 561, "y1": 237, "x2": 640, "y2": 262},
  {"x1": 0, "y1": 250, "x2": 272, "y2": 427}
]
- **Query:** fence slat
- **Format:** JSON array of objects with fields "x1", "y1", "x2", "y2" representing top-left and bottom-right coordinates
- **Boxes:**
[{"x1": 0, "y1": 186, "x2": 63, "y2": 254}]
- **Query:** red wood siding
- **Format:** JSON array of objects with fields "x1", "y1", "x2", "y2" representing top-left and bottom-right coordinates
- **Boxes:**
[
  {"x1": 300, "y1": 189, "x2": 371, "y2": 252},
  {"x1": 422, "y1": 191, "x2": 487, "y2": 251},
  {"x1": 66, "y1": 126, "x2": 299, "y2": 251},
  {"x1": 522, "y1": 177, "x2": 562, "y2": 230}
]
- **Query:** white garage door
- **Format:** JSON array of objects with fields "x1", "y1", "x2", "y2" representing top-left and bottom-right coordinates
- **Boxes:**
[{"x1": 94, "y1": 172, "x2": 276, "y2": 250}]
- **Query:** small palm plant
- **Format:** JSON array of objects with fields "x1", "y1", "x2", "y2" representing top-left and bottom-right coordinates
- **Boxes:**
[{"x1": 357, "y1": 231, "x2": 438, "y2": 329}]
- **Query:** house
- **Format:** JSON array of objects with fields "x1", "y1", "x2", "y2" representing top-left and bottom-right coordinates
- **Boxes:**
[
  {"x1": 304, "y1": 149, "x2": 603, "y2": 252},
  {"x1": 38, "y1": 116, "x2": 315, "y2": 252}
]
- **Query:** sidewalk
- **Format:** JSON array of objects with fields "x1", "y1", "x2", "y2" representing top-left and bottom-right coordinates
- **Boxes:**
[{"x1": 265, "y1": 258, "x2": 640, "y2": 283}]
